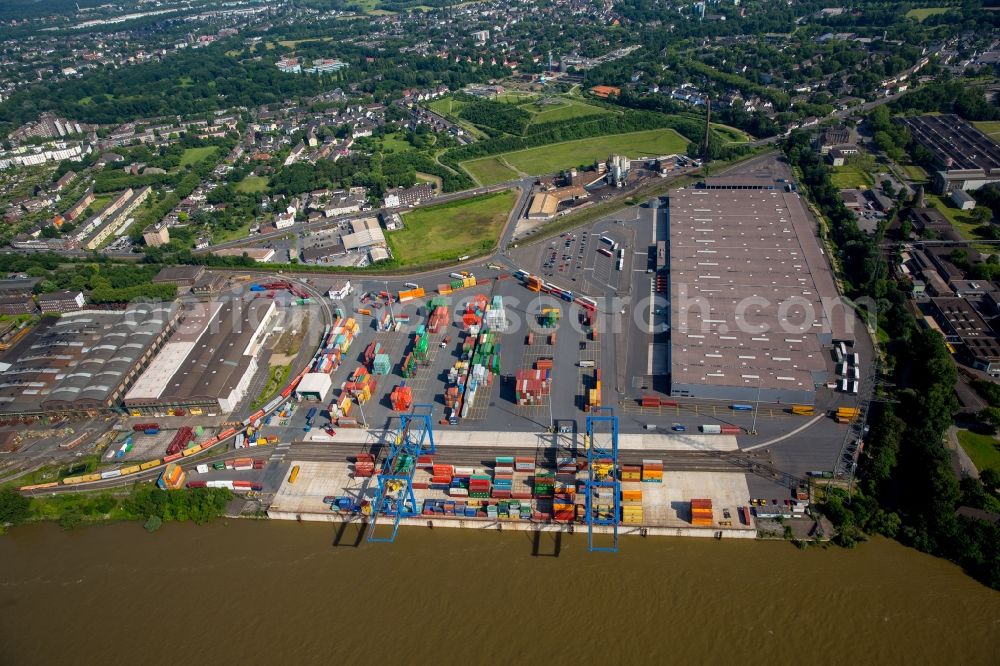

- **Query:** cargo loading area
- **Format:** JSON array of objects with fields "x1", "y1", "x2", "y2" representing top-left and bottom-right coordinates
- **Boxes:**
[{"x1": 267, "y1": 459, "x2": 758, "y2": 538}]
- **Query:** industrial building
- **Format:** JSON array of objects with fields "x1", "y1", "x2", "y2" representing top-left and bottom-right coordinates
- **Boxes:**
[
  {"x1": 928, "y1": 297, "x2": 1000, "y2": 375},
  {"x1": 0, "y1": 277, "x2": 40, "y2": 298},
  {"x1": 0, "y1": 304, "x2": 179, "y2": 415},
  {"x1": 0, "y1": 296, "x2": 37, "y2": 316},
  {"x1": 37, "y1": 290, "x2": 85, "y2": 313},
  {"x1": 211, "y1": 247, "x2": 276, "y2": 263},
  {"x1": 296, "y1": 373, "x2": 333, "y2": 402},
  {"x1": 897, "y1": 115, "x2": 1000, "y2": 193},
  {"x1": 153, "y1": 265, "x2": 206, "y2": 291},
  {"x1": 667, "y1": 186, "x2": 843, "y2": 404},
  {"x1": 123, "y1": 298, "x2": 278, "y2": 414}
]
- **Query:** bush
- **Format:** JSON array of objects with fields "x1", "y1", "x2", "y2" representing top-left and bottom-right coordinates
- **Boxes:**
[
  {"x1": 143, "y1": 515, "x2": 163, "y2": 532},
  {"x1": 0, "y1": 488, "x2": 30, "y2": 528}
]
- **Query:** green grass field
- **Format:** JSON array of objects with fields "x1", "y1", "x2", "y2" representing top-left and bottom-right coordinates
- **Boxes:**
[
  {"x1": 926, "y1": 193, "x2": 987, "y2": 245},
  {"x1": 957, "y1": 429, "x2": 1000, "y2": 473},
  {"x1": 711, "y1": 124, "x2": 750, "y2": 143},
  {"x1": 496, "y1": 128, "x2": 688, "y2": 179},
  {"x1": 906, "y1": 7, "x2": 950, "y2": 21},
  {"x1": 526, "y1": 99, "x2": 612, "y2": 125},
  {"x1": 179, "y1": 146, "x2": 219, "y2": 167},
  {"x1": 495, "y1": 92, "x2": 538, "y2": 105},
  {"x1": 830, "y1": 164, "x2": 873, "y2": 189},
  {"x1": 461, "y1": 157, "x2": 521, "y2": 185},
  {"x1": 427, "y1": 97, "x2": 468, "y2": 116},
  {"x1": 901, "y1": 164, "x2": 929, "y2": 182},
  {"x1": 211, "y1": 220, "x2": 253, "y2": 244},
  {"x1": 390, "y1": 190, "x2": 516, "y2": 265},
  {"x1": 235, "y1": 175, "x2": 269, "y2": 194},
  {"x1": 974, "y1": 121, "x2": 1000, "y2": 140}
]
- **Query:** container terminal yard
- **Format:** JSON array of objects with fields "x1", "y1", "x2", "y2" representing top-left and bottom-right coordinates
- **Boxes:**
[{"x1": 5, "y1": 155, "x2": 873, "y2": 550}]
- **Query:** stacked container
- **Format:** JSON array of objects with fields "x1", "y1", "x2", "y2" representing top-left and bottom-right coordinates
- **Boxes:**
[
  {"x1": 690, "y1": 499, "x2": 713, "y2": 526},
  {"x1": 401, "y1": 353, "x2": 418, "y2": 378},
  {"x1": 641, "y1": 459, "x2": 663, "y2": 482},
  {"x1": 390, "y1": 385, "x2": 413, "y2": 412},
  {"x1": 538, "y1": 307, "x2": 560, "y2": 328},
  {"x1": 533, "y1": 469, "x2": 555, "y2": 497},
  {"x1": 469, "y1": 474, "x2": 491, "y2": 498},
  {"x1": 398, "y1": 287, "x2": 425, "y2": 302},
  {"x1": 588, "y1": 368, "x2": 602, "y2": 411},
  {"x1": 328, "y1": 395, "x2": 353, "y2": 419},
  {"x1": 353, "y1": 454, "x2": 375, "y2": 478},
  {"x1": 515, "y1": 368, "x2": 551, "y2": 405},
  {"x1": 156, "y1": 462, "x2": 185, "y2": 490},
  {"x1": 492, "y1": 456, "x2": 514, "y2": 498},
  {"x1": 621, "y1": 489, "x2": 644, "y2": 524},
  {"x1": 427, "y1": 305, "x2": 449, "y2": 333},
  {"x1": 343, "y1": 366, "x2": 377, "y2": 404},
  {"x1": 373, "y1": 353, "x2": 392, "y2": 376},
  {"x1": 364, "y1": 341, "x2": 382, "y2": 367},
  {"x1": 620, "y1": 463, "x2": 641, "y2": 482},
  {"x1": 166, "y1": 427, "x2": 195, "y2": 456},
  {"x1": 483, "y1": 295, "x2": 508, "y2": 332}
]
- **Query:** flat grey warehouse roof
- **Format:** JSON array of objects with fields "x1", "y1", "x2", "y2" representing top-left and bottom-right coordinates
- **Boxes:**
[{"x1": 669, "y1": 187, "x2": 844, "y2": 397}]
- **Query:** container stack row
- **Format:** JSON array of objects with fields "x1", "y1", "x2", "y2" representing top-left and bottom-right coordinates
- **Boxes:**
[
  {"x1": 390, "y1": 384, "x2": 413, "y2": 412},
  {"x1": 343, "y1": 366, "x2": 377, "y2": 404},
  {"x1": 690, "y1": 498, "x2": 713, "y2": 526},
  {"x1": 588, "y1": 368, "x2": 602, "y2": 411},
  {"x1": 642, "y1": 459, "x2": 663, "y2": 482},
  {"x1": 621, "y1": 489, "x2": 643, "y2": 524},
  {"x1": 372, "y1": 353, "x2": 392, "y2": 376}
]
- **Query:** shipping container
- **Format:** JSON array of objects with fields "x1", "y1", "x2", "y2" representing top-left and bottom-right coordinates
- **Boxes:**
[
  {"x1": 730, "y1": 404, "x2": 753, "y2": 411},
  {"x1": 699, "y1": 424, "x2": 722, "y2": 434}
]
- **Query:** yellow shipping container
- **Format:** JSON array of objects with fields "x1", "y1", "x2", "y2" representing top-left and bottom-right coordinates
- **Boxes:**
[
  {"x1": 140, "y1": 460, "x2": 162, "y2": 471},
  {"x1": 120, "y1": 465, "x2": 142, "y2": 476},
  {"x1": 288, "y1": 465, "x2": 300, "y2": 484}
]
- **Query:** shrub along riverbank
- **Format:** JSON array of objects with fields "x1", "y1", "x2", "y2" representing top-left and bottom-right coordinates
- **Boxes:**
[{"x1": 0, "y1": 486, "x2": 231, "y2": 532}]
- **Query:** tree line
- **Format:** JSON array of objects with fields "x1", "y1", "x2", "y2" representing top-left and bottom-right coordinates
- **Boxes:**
[{"x1": 784, "y1": 131, "x2": 1000, "y2": 590}]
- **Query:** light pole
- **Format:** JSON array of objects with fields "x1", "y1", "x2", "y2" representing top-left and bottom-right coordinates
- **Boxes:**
[{"x1": 750, "y1": 376, "x2": 762, "y2": 436}]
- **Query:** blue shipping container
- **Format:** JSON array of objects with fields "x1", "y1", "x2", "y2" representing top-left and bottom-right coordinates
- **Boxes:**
[{"x1": 730, "y1": 404, "x2": 753, "y2": 411}]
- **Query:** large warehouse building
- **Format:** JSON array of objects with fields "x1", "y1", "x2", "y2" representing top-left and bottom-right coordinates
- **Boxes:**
[
  {"x1": 667, "y1": 185, "x2": 844, "y2": 404},
  {"x1": 897, "y1": 114, "x2": 1000, "y2": 194},
  {"x1": 124, "y1": 298, "x2": 277, "y2": 415},
  {"x1": 0, "y1": 304, "x2": 179, "y2": 416}
]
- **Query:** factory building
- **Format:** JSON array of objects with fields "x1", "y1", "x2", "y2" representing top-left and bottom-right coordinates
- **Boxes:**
[
  {"x1": 0, "y1": 304, "x2": 179, "y2": 416},
  {"x1": 123, "y1": 298, "x2": 277, "y2": 415},
  {"x1": 897, "y1": 115, "x2": 1000, "y2": 194},
  {"x1": 667, "y1": 185, "x2": 845, "y2": 404}
]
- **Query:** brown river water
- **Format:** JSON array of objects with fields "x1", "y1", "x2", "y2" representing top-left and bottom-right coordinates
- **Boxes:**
[{"x1": 0, "y1": 520, "x2": 997, "y2": 665}]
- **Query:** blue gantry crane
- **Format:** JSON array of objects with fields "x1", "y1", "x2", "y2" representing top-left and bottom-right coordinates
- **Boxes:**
[
  {"x1": 367, "y1": 404, "x2": 437, "y2": 543},
  {"x1": 584, "y1": 407, "x2": 620, "y2": 553}
]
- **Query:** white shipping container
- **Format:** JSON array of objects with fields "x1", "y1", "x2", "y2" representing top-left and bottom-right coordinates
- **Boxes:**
[
  {"x1": 196, "y1": 464, "x2": 209, "y2": 474},
  {"x1": 101, "y1": 469, "x2": 122, "y2": 479}
]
